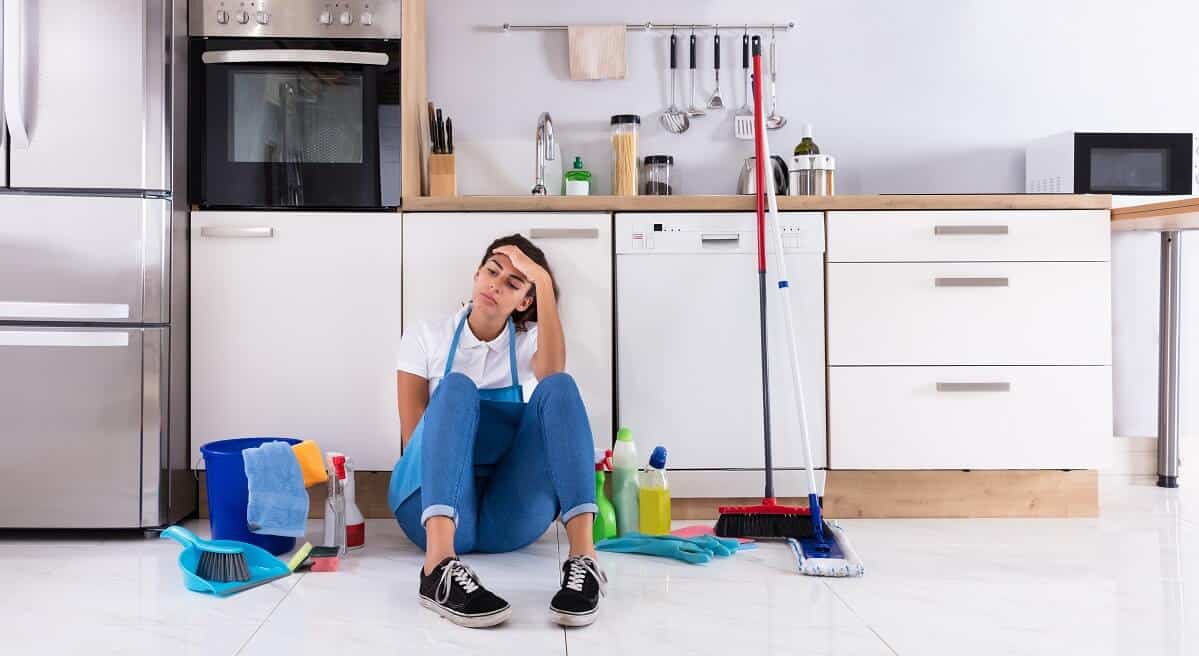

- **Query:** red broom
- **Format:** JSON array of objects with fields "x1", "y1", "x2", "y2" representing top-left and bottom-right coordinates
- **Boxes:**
[{"x1": 714, "y1": 35, "x2": 816, "y2": 541}]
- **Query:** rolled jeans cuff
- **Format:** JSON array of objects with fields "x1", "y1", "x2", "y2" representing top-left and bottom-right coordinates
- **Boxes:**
[
  {"x1": 421, "y1": 504, "x2": 458, "y2": 527},
  {"x1": 560, "y1": 502, "x2": 598, "y2": 526}
]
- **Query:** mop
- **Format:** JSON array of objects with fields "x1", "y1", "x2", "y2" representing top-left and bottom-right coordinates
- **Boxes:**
[{"x1": 716, "y1": 36, "x2": 863, "y2": 578}]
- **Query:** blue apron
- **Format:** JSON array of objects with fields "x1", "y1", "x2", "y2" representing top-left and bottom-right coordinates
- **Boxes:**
[{"x1": 388, "y1": 307, "x2": 526, "y2": 514}]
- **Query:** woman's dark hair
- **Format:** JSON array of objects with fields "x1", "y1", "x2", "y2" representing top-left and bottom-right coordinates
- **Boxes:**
[{"x1": 478, "y1": 234, "x2": 560, "y2": 330}]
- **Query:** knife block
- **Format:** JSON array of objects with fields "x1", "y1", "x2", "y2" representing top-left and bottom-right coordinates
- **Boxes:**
[{"x1": 429, "y1": 154, "x2": 457, "y2": 197}]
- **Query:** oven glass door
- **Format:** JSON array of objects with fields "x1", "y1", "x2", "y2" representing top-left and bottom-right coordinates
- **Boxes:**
[
  {"x1": 1075, "y1": 133, "x2": 1193, "y2": 195},
  {"x1": 193, "y1": 39, "x2": 399, "y2": 209}
]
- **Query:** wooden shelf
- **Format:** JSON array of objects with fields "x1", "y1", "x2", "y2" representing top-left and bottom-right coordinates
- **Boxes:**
[
  {"x1": 400, "y1": 194, "x2": 1111, "y2": 213},
  {"x1": 1111, "y1": 197, "x2": 1199, "y2": 232}
]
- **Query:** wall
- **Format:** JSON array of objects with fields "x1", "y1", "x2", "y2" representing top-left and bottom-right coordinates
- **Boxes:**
[{"x1": 427, "y1": 1, "x2": 1199, "y2": 449}]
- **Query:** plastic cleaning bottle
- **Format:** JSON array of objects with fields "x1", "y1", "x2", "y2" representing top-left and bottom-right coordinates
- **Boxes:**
[
  {"x1": 639, "y1": 446, "x2": 671, "y2": 535},
  {"x1": 593, "y1": 449, "x2": 617, "y2": 543},
  {"x1": 563, "y1": 156, "x2": 592, "y2": 195},
  {"x1": 612, "y1": 427, "x2": 640, "y2": 536},
  {"x1": 323, "y1": 454, "x2": 348, "y2": 556},
  {"x1": 344, "y1": 457, "x2": 365, "y2": 550}
]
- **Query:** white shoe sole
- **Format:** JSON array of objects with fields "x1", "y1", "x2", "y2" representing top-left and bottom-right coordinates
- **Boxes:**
[
  {"x1": 420, "y1": 596, "x2": 512, "y2": 628},
  {"x1": 549, "y1": 607, "x2": 598, "y2": 627}
]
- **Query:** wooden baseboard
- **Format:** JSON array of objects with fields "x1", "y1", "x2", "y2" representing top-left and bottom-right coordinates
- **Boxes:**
[
  {"x1": 197, "y1": 469, "x2": 1098, "y2": 520},
  {"x1": 822, "y1": 469, "x2": 1099, "y2": 518}
]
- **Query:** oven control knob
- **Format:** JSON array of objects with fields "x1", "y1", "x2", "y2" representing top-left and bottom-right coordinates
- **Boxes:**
[
  {"x1": 361, "y1": 11, "x2": 374, "y2": 26},
  {"x1": 319, "y1": 10, "x2": 333, "y2": 25},
  {"x1": 339, "y1": 10, "x2": 353, "y2": 25},
  {"x1": 256, "y1": 11, "x2": 270, "y2": 25},
  {"x1": 233, "y1": 9, "x2": 248, "y2": 24},
  {"x1": 215, "y1": 9, "x2": 229, "y2": 24}
]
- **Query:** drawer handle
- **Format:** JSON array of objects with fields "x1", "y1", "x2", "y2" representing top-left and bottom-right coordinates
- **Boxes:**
[
  {"x1": 934, "y1": 277, "x2": 1009, "y2": 287},
  {"x1": 936, "y1": 382, "x2": 1011, "y2": 392},
  {"x1": 529, "y1": 228, "x2": 599, "y2": 240},
  {"x1": 200, "y1": 226, "x2": 275, "y2": 239},
  {"x1": 934, "y1": 225, "x2": 1009, "y2": 236},
  {"x1": 700, "y1": 233, "x2": 740, "y2": 242}
]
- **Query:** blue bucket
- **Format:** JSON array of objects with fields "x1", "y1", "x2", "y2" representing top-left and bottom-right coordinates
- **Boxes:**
[{"x1": 201, "y1": 437, "x2": 302, "y2": 556}]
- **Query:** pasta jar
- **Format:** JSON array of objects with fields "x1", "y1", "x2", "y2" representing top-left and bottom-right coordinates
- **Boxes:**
[{"x1": 610, "y1": 114, "x2": 640, "y2": 196}]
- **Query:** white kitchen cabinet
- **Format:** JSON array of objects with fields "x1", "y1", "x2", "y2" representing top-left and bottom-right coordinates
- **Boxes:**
[
  {"x1": 827, "y1": 261, "x2": 1112, "y2": 366},
  {"x1": 829, "y1": 365, "x2": 1113, "y2": 469},
  {"x1": 825, "y1": 209, "x2": 1114, "y2": 471},
  {"x1": 401, "y1": 212, "x2": 613, "y2": 446},
  {"x1": 191, "y1": 212, "x2": 404, "y2": 470},
  {"x1": 827, "y1": 210, "x2": 1110, "y2": 263}
]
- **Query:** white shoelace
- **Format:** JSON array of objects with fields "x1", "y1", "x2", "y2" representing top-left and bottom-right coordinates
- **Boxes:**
[
  {"x1": 435, "y1": 559, "x2": 481, "y2": 603},
  {"x1": 564, "y1": 556, "x2": 607, "y2": 596}
]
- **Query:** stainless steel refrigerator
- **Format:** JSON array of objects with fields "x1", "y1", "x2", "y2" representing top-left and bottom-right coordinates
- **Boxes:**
[{"x1": 0, "y1": 0, "x2": 193, "y2": 528}]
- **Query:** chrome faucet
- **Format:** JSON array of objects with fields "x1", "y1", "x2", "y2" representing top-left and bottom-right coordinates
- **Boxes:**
[{"x1": 532, "y1": 112, "x2": 555, "y2": 195}]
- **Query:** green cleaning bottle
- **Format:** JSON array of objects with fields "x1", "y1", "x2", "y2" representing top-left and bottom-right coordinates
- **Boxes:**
[
  {"x1": 563, "y1": 156, "x2": 592, "y2": 196},
  {"x1": 593, "y1": 449, "x2": 617, "y2": 542}
]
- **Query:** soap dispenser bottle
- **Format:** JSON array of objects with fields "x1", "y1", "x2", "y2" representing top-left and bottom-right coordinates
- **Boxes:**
[{"x1": 563, "y1": 156, "x2": 592, "y2": 196}]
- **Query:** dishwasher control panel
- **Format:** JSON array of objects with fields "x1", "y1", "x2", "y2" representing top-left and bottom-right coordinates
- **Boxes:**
[{"x1": 617, "y1": 212, "x2": 825, "y2": 255}]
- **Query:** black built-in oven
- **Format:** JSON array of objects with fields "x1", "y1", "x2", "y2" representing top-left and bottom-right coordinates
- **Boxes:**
[{"x1": 189, "y1": 14, "x2": 400, "y2": 209}]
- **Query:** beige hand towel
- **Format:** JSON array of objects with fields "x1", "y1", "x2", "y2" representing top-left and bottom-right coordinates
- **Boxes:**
[{"x1": 568, "y1": 25, "x2": 627, "y2": 81}]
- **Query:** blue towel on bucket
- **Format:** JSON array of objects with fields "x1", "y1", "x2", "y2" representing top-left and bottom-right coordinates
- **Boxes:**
[{"x1": 243, "y1": 441, "x2": 308, "y2": 538}]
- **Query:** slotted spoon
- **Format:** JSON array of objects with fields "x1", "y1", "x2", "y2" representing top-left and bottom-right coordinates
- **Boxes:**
[{"x1": 661, "y1": 33, "x2": 690, "y2": 134}]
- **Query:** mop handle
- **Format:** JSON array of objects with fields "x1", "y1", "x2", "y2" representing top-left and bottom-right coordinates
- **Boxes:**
[
  {"x1": 752, "y1": 39, "x2": 825, "y2": 542},
  {"x1": 751, "y1": 37, "x2": 774, "y2": 499}
]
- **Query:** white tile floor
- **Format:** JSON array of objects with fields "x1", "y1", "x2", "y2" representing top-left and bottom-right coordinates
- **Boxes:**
[{"x1": 1, "y1": 475, "x2": 1196, "y2": 655}]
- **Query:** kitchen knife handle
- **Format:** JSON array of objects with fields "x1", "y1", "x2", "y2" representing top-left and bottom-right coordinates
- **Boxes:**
[
  {"x1": 742, "y1": 33, "x2": 749, "y2": 69},
  {"x1": 714, "y1": 34, "x2": 720, "y2": 70},
  {"x1": 689, "y1": 34, "x2": 697, "y2": 69},
  {"x1": 446, "y1": 118, "x2": 454, "y2": 154},
  {"x1": 669, "y1": 34, "x2": 677, "y2": 70}
]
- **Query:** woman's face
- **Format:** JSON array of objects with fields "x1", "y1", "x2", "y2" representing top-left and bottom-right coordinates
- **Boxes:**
[{"x1": 473, "y1": 252, "x2": 533, "y2": 321}]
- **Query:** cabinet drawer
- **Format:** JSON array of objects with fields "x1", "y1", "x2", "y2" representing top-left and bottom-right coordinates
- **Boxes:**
[
  {"x1": 827, "y1": 210, "x2": 1110, "y2": 263},
  {"x1": 828, "y1": 262, "x2": 1111, "y2": 366},
  {"x1": 829, "y1": 366, "x2": 1112, "y2": 469}
]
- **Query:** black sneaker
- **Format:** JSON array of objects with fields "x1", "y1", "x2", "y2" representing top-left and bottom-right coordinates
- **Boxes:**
[
  {"x1": 549, "y1": 555, "x2": 607, "y2": 627},
  {"x1": 419, "y1": 557, "x2": 511, "y2": 628}
]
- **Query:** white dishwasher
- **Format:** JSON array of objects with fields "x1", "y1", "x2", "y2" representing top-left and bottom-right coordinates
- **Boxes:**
[{"x1": 615, "y1": 212, "x2": 827, "y2": 498}]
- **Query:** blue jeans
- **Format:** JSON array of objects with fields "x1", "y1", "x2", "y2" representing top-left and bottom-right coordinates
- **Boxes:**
[{"x1": 395, "y1": 372, "x2": 598, "y2": 554}]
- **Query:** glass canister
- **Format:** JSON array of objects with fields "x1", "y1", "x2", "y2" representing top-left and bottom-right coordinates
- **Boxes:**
[
  {"x1": 610, "y1": 114, "x2": 641, "y2": 196},
  {"x1": 643, "y1": 155, "x2": 674, "y2": 195},
  {"x1": 790, "y1": 155, "x2": 815, "y2": 196}
]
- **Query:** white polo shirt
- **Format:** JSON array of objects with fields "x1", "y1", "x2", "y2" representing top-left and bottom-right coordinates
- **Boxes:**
[{"x1": 396, "y1": 306, "x2": 540, "y2": 400}]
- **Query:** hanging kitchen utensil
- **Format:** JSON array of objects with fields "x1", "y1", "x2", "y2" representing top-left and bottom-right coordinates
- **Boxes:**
[
  {"x1": 660, "y1": 32, "x2": 691, "y2": 134},
  {"x1": 765, "y1": 28, "x2": 787, "y2": 130},
  {"x1": 707, "y1": 29, "x2": 725, "y2": 110},
  {"x1": 734, "y1": 31, "x2": 755, "y2": 140},
  {"x1": 686, "y1": 30, "x2": 705, "y2": 118}
]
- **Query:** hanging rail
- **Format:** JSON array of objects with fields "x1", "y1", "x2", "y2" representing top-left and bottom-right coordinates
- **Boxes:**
[{"x1": 498, "y1": 22, "x2": 795, "y2": 33}]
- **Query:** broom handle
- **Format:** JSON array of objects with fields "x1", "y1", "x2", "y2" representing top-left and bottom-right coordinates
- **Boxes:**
[
  {"x1": 751, "y1": 39, "x2": 774, "y2": 500},
  {"x1": 753, "y1": 38, "x2": 825, "y2": 541}
]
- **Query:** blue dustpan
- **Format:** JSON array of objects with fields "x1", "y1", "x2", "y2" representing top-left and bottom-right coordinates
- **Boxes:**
[{"x1": 161, "y1": 525, "x2": 291, "y2": 597}]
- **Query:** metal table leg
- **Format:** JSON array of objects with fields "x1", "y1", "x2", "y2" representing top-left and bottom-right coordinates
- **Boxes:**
[{"x1": 1158, "y1": 231, "x2": 1182, "y2": 488}]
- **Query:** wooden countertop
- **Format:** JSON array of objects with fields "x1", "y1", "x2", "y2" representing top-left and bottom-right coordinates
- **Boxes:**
[
  {"x1": 1111, "y1": 197, "x2": 1199, "y2": 232},
  {"x1": 401, "y1": 194, "x2": 1111, "y2": 213}
]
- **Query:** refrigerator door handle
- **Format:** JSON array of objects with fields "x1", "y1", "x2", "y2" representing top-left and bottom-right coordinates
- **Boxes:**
[
  {"x1": 3, "y1": 0, "x2": 29, "y2": 148},
  {"x1": 0, "y1": 330, "x2": 131, "y2": 347}
]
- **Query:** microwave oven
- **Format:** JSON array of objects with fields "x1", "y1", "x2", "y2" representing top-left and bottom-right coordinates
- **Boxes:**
[{"x1": 1026, "y1": 132, "x2": 1198, "y2": 196}]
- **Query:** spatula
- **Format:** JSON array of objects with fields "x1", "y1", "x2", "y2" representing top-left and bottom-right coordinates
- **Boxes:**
[{"x1": 734, "y1": 32, "x2": 754, "y2": 140}]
